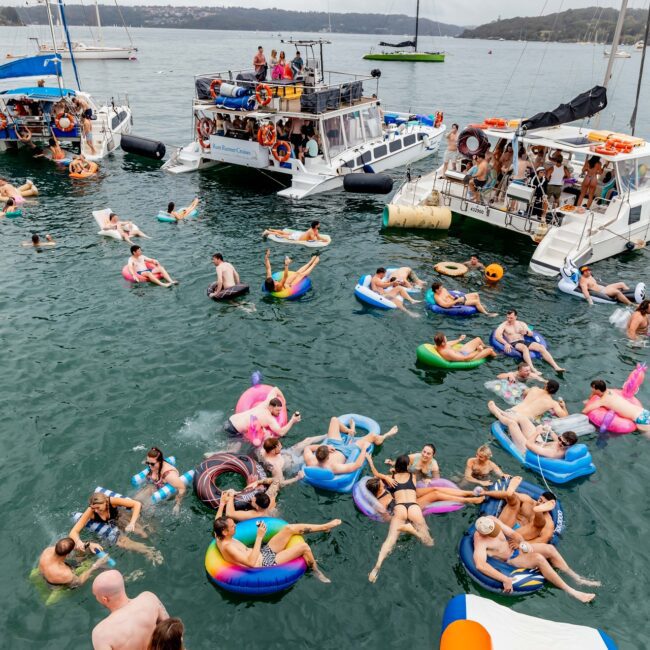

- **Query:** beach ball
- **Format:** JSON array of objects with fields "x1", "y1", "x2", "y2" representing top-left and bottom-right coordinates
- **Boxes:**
[
  {"x1": 485, "y1": 264, "x2": 504, "y2": 283},
  {"x1": 58, "y1": 116, "x2": 72, "y2": 130}
]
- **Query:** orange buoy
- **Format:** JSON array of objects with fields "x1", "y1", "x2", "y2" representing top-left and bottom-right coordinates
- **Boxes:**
[{"x1": 440, "y1": 620, "x2": 492, "y2": 650}]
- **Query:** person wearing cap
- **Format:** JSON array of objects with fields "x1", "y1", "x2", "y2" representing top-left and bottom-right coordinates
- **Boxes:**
[
  {"x1": 578, "y1": 266, "x2": 633, "y2": 306},
  {"x1": 530, "y1": 165, "x2": 548, "y2": 222},
  {"x1": 473, "y1": 515, "x2": 599, "y2": 602}
]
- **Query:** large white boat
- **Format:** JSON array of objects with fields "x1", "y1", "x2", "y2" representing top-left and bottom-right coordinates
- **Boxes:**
[
  {"x1": 163, "y1": 39, "x2": 445, "y2": 199},
  {"x1": 0, "y1": 54, "x2": 132, "y2": 160}
]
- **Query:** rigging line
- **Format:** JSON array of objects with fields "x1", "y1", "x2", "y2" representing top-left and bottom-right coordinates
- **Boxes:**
[
  {"x1": 113, "y1": 0, "x2": 135, "y2": 49},
  {"x1": 630, "y1": 0, "x2": 650, "y2": 133},
  {"x1": 79, "y1": 0, "x2": 97, "y2": 44}
]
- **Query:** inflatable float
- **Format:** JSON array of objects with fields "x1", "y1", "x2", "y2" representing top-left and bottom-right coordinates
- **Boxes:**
[
  {"x1": 262, "y1": 271, "x2": 311, "y2": 300},
  {"x1": 71, "y1": 486, "x2": 125, "y2": 544},
  {"x1": 207, "y1": 281, "x2": 250, "y2": 301},
  {"x1": 234, "y1": 373, "x2": 288, "y2": 446},
  {"x1": 93, "y1": 208, "x2": 144, "y2": 241},
  {"x1": 302, "y1": 413, "x2": 378, "y2": 493},
  {"x1": 354, "y1": 270, "x2": 419, "y2": 310},
  {"x1": 69, "y1": 161, "x2": 98, "y2": 179},
  {"x1": 425, "y1": 288, "x2": 477, "y2": 316},
  {"x1": 459, "y1": 478, "x2": 565, "y2": 594},
  {"x1": 205, "y1": 517, "x2": 307, "y2": 596},
  {"x1": 440, "y1": 594, "x2": 617, "y2": 649},
  {"x1": 157, "y1": 208, "x2": 199, "y2": 223},
  {"x1": 489, "y1": 330, "x2": 548, "y2": 359},
  {"x1": 4, "y1": 208, "x2": 22, "y2": 218},
  {"x1": 130, "y1": 455, "x2": 195, "y2": 504},
  {"x1": 585, "y1": 363, "x2": 646, "y2": 434},
  {"x1": 434, "y1": 261, "x2": 468, "y2": 277},
  {"x1": 490, "y1": 421, "x2": 596, "y2": 484},
  {"x1": 416, "y1": 343, "x2": 487, "y2": 370},
  {"x1": 353, "y1": 476, "x2": 464, "y2": 521},
  {"x1": 558, "y1": 261, "x2": 645, "y2": 305},
  {"x1": 121, "y1": 261, "x2": 162, "y2": 283},
  {"x1": 266, "y1": 229, "x2": 331, "y2": 247}
]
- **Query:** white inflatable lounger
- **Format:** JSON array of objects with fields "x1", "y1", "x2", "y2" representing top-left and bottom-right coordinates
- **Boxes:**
[
  {"x1": 266, "y1": 229, "x2": 331, "y2": 247},
  {"x1": 441, "y1": 594, "x2": 616, "y2": 650},
  {"x1": 93, "y1": 208, "x2": 144, "y2": 241}
]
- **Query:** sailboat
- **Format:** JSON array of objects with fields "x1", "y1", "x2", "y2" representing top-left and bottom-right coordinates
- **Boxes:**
[{"x1": 363, "y1": 0, "x2": 444, "y2": 62}]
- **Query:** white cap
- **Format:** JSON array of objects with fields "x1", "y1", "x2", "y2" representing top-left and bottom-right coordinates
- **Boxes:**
[
  {"x1": 475, "y1": 516, "x2": 496, "y2": 535},
  {"x1": 536, "y1": 166, "x2": 545, "y2": 172}
]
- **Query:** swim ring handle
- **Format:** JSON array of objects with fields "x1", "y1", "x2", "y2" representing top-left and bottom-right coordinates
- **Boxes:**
[{"x1": 251, "y1": 370, "x2": 263, "y2": 386}]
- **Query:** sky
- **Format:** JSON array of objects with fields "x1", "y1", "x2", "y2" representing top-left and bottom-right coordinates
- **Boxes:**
[{"x1": 0, "y1": 0, "x2": 648, "y2": 27}]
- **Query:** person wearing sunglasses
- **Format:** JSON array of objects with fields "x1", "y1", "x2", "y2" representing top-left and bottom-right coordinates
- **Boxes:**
[{"x1": 138, "y1": 447, "x2": 186, "y2": 515}]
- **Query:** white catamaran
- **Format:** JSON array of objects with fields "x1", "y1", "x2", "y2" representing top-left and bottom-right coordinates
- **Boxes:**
[{"x1": 163, "y1": 39, "x2": 445, "y2": 199}]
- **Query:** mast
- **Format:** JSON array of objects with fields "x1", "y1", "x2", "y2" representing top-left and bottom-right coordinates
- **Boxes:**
[
  {"x1": 595, "y1": 0, "x2": 627, "y2": 127},
  {"x1": 630, "y1": 5, "x2": 650, "y2": 135},
  {"x1": 95, "y1": 0, "x2": 103, "y2": 44},
  {"x1": 44, "y1": 0, "x2": 59, "y2": 54},
  {"x1": 414, "y1": 0, "x2": 419, "y2": 52}
]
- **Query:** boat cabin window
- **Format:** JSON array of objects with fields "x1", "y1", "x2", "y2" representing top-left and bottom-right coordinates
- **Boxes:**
[
  {"x1": 616, "y1": 159, "x2": 637, "y2": 192},
  {"x1": 360, "y1": 105, "x2": 382, "y2": 139},
  {"x1": 389, "y1": 140, "x2": 402, "y2": 153},
  {"x1": 342, "y1": 111, "x2": 364, "y2": 148},
  {"x1": 373, "y1": 144, "x2": 387, "y2": 159},
  {"x1": 635, "y1": 157, "x2": 650, "y2": 191},
  {"x1": 629, "y1": 205, "x2": 642, "y2": 225},
  {"x1": 403, "y1": 134, "x2": 416, "y2": 147},
  {"x1": 324, "y1": 115, "x2": 345, "y2": 157}
]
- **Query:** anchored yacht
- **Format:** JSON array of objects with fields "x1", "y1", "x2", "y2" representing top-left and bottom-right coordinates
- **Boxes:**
[{"x1": 163, "y1": 39, "x2": 445, "y2": 199}]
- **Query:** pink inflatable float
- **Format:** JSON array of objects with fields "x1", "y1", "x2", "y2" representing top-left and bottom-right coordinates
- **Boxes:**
[
  {"x1": 121, "y1": 261, "x2": 162, "y2": 283},
  {"x1": 586, "y1": 363, "x2": 647, "y2": 434},
  {"x1": 234, "y1": 371, "x2": 288, "y2": 446}
]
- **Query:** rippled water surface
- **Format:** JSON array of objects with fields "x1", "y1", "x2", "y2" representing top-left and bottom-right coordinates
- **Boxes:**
[{"x1": 1, "y1": 26, "x2": 649, "y2": 650}]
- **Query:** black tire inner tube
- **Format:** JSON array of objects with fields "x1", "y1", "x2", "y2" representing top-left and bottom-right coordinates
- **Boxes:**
[{"x1": 457, "y1": 127, "x2": 490, "y2": 158}]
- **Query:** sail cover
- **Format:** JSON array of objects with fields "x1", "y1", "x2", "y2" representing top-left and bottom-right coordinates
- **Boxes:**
[
  {"x1": 379, "y1": 40, "x2": 416, "y2": 48},
  {"x1": 521, "y1": 86, "x2": 607, "y2": 131},
  {"x1": 0, "y1": 54, "x2": 62, "y2": 81}
]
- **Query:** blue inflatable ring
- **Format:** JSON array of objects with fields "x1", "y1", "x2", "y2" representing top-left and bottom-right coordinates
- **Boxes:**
[
  {"x1": 425, "y1": 288, "x2": 477, "y2": 316},
  {"x1": 489, "y1": 330, "x2": 548, "y2": 359},
  {"x1": 157, "y1": 208, "x2": 199, "y2": 223}
]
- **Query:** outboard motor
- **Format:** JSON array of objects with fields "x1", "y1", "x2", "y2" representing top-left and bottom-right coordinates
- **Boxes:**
[{"x1": 120, "y1": 134, "x2": 166, "y2": 160}]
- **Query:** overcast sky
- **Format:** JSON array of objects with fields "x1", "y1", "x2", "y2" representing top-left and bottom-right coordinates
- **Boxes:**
[{"x1": 0, "y1": 0, "x2": 648, "y2": 26}]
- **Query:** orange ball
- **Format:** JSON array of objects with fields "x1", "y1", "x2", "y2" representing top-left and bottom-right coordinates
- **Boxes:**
[
  {"x1": 440, "y1": 620, "x2": 492, "y2": 650},
  {"x1": 485, "y1": 263, "x2": 504, "y2": 283}
]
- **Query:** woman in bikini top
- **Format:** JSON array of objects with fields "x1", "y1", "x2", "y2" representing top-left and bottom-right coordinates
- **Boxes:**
[{"x1": 144, "y1": 446, "x2": 180, "y2": 490}]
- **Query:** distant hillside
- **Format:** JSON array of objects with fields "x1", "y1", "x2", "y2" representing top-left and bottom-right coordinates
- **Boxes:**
[
  {"x1": 461, "y1": 6, "x2": 649, "y2": 44},
  {"x1": 6, "y1": 5, "x2": 463, "y2": 37},
  {"x1": 0, "y1": 7, "x2": 20, "y2": 26}
]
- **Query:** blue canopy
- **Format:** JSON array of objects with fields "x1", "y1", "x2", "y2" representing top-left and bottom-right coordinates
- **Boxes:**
[
  {"x1": 0, "y1": 54, "x2": 62, "y2": 81},
  {"x1": 0, "y1": 86, "x2": 76, "y2": 101}
]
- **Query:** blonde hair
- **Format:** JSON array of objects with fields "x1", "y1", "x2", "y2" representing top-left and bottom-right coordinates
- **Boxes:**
[
  {"x1": 89, "y1": 492, "x2": 109, "y2": 508},
  {"x1": 476, "y1": 444, "x2": 492, "y2": 458},
  {"x1": 271, "y1": 49, "x2": 277, "y2": 58}
]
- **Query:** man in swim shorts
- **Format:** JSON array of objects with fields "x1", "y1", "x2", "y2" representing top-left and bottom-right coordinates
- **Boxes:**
[
  {"x1": 213, "y1": 516, "x2": 340, "y2": 582},
  {"x1": 264, "y1": 249, "x2": 319, "y2": 292},
  {"x1": 582, "y1": 380, "x2": 650, "y2": 433},
  {"x1": 38, "y1": 537, "x2": 107, "y2": 588},
  {"x1": 92, "y1": 570, "x2": 170, "y2": 650},
  {"x1": 483, "y1": 476, "x2": 556, "y2": 544},
  {"x1": 127, "y1": 245, "x2": 177, "y2": 288},
  {"x1": 442, "y1": 122, "x2": 459, "y2": 174},
  {"x1": 493, "y1": 309, "x2": 565, "y2": 372},
  {"x1": 386, "y1": 266, "x2": 425, "y2": 289},
  {"x1": 263, "y1": 220, "x2": 329, "y2": 243},
  {"x1": 468, "y1": 152, "x2": 489, "y2": 201},
  {"x1": 578, "y1": 266, "x2": 633, "y2": 306},
  {"x1": 370, "y1": 268, "x2": 422, "y2": 314},
  {"x1": 493, "y1": 380, "x2": 568, "y2": 421},
  {"x1": 303, "y1": 417, "x2": 398, "y2": 474},
  {"x1": 496, "y1": 362, "x2": 545, "y2": 385},
  {"x1": 216, "y1": 485, "x2": 281, "y2": 522},
  {"x1": 258, "y1": 435, "x2": 326, "y2": 482},
  {"x1": 225, "y1": 386, "x2": 301, "y2": 440},
  {"x1": 472, "y1": 515, "x2": 598, "y2": 602},
  {"x1": 433, "y1": 332, "x2": 497, "y2": 362},
  {"x1": 430, "y1": 281, "x2": 497, "y2": 317},
  {"x1": 210, "y1": 252, "x2": 241, "y2": 297}
]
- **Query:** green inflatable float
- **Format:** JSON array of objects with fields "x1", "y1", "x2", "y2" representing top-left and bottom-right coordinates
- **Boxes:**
[{"x1": 416, "y1": 343, "x2": 488, "y2": 370}]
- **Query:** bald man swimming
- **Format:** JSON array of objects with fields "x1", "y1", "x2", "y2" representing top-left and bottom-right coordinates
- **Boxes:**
[{"x1": 91, "y1": 570, "x2": 169, "y2": 650}]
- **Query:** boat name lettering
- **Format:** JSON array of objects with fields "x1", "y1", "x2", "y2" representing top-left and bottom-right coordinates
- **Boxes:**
[{"x1": 211, "y1": 143, "x2": 252, "y2": 157}]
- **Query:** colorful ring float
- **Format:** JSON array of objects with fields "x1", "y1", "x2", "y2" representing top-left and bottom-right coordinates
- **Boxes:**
[
  {"x1": 205, "y1": 517, "x2": 307, "y2": 595},
  {"x1": 69, "y1": 161, "x2": 98, "y2": 179},
  {"x1": 261, "y1": 271, "x2": 311, "y2": 300}
]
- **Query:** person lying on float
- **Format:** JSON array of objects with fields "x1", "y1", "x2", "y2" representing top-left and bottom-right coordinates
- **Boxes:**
[
  {"x1": 431, "y1": 281, "x2": 497, "y2": 316},
  {"x1": 433, "y1": 332, "x2": 497, "y2": 362},
  {"x1": 578, "y1": 265, "x2": 633, "y2": 306}
]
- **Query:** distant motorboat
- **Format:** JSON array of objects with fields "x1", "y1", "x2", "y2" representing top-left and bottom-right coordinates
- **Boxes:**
[
  {"x1": 634, "y1": 40, "x2": 647, "y2": 50},
  {"x1": 604, "y1": 48, "x2": 631, "y2": 58}
]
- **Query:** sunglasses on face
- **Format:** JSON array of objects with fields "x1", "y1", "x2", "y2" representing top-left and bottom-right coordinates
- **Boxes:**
[{"x1": 145, "y1": 460, "x2": 156, "y2": 466}]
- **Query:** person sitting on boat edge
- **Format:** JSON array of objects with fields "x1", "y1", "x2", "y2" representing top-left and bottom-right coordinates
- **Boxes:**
[
  {"x1": 263, "y1": 220, "x2": 328, "y2": 243},
  {"x1": 430, "y1": 281, "x2": 497, "y2": 317},
  {"x1": 432, "y1": 332, "x2": 497, "y2": 362},
  {"x1": 578, "y1": 265, "x2": 633, "y2": 306},
  {"x1": 488, "y1": 400, "x2": 578, "y2": 459},
  {"x1": 38, "y1": 537, "x2": 108, "y2": 588},
  {"x1": 370, "y1": 267, "x2": 422, "y2": 314},
  {"x1": 213, "y1": 516, "x2": 340, "y2": 582},
  {"x1": 128, "y1": 245, "x2": 178, "y2": 288},
  {"x1": 473, "y1": 515, "x2": 599, "y2": 602},
  {"x1": 210, "y1": 252, "x2": 242, "y2": 297},
  {"x1": 627, "y1": 300, "x2": 650, "y2": 341},
  {"x1": 263, "y1": 249, "x2": 320, "y2": 292},
  {"x1": 583, "y1": 379, "x2": 650, "y2": 433}
]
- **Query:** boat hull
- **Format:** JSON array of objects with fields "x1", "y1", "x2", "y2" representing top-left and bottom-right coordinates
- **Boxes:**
[{"x1": 37, "y1": 47, "x2": 136, "y2": 60}]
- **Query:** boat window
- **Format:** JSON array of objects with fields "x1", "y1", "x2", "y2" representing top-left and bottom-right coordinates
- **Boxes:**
[
  {"x1": 342, "y1": 111, "x2": 364, "y2": 149},
  {"x1": 403, "y1": 134, "x2": 416, "y2": 147},
  {"x1": 373, "y1": 144, "x2": 387, "y2": 159},
  {"x1": 361, "y1": 105, "x2": 382, "y2": 139},
  {"x1": 323, "y1": 116, "x2": 345, "y2": 158},
  {"x1": 389, "y1": 140, "x2": 402, "y2": 152},
  {"x1": 629, "y1": 205, "x2": 641, "y2": 225},
  {"x1": 635, "y1": 156, "x2": 650, "y2": 191},
  {"x1": 616, "y1": 159, "x2": 637, "y2": 192}
]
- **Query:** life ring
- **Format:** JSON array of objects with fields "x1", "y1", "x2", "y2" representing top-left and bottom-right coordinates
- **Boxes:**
[
  {"x1": 609, "y1": 140, "x2": 633, "y2": 153},
  {"x1": 196, "y1": 117, "x2": 213, "y2": 150},
  {"x1": 15, "y1": 125, "x2": 32, "y2": 142},
  {"x1": 257, "y1": 123, "x2": 276, "y2": 147},
  {"x1": 209, "y1": 79, "x2": 222, "y2": 99},
  {"x1": 434, "y1": 261, "x2": 468, "y2": 277},
  {"x1": 55, "y1": 113, "x2": 75, "y2": 132},
  {"x1": 271, "y1": 140, "x2": 291, "y2": 163},
  {"x1": 69, "y1": 161, "x2": 98, "y2": 179},
  {"x1": 256, "y1": 83, "x2": 272, "y2": 106},
  {"x1": 484, "y1": 117, "x2": 507, "y2": 128},
  {"x1": 434, "y1": 111, "x2": 443, "y2": 128},
  {"x1": 0, "y1": 112, "x2": 7, "y2": 129},
  {"x1": 457, "y1": 127, "x2": 489, "y2": 158},
  {"x1": 193, "y1": 452, "x2": 266, "y2": 510},
  {"x1": 595, "y1": 145, "x2": 617, "y2": 156}
]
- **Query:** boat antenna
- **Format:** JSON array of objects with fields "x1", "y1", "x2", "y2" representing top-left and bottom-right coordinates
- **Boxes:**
[
  {"x1": 414, "y1": 0, "x2": 419, "y2": 52},
  {"x1": 630, "y1": 4, "x2": 650, "y2": 135},
  {"x1": 595, "y1": 0, "x2": 627, "y2": 127},
  {"x1": 57, "y1": 0, "x2": 82, "y2": 90}
]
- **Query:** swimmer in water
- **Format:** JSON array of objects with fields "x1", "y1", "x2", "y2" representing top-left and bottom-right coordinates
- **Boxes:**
[
  {"x1": 386, "y1": 266, "x2": 426, "y2": 289},
  {"x1": 263, "y1": 220, "x2": 329, "y2": 243},
  {"x1": 627, "y1": 300, "x2": 650, "y2": 341},
  {"x1": 463, "y1": 444, "x2": 507, "y2": 487},
  {"x1": 38, "y1": 537, "x2": 108, "y2": 588},
  {"x1": 166, "y1": 198, "x2": 199, "y2": 221},
  {"x1": 496, "y1": 362, "x2": 545, "y2": 385},
  {"x1": 127, "y1": 245, "x2": 177, "y2": 288},
  {"x1": 134, "y1": 447, "x2": 186, "y2": 515},
  {"x1": 264, "y1": 249, "x2": 319, "y2": 292},
  {"x1": 22, "y1": 233, "x2": 56, "y2": 247},
  {"x1": 1, "y1": 197, "x2": 17, "y2": 216},
  {"x1": 48, "y1": 133, "x2": 66, "y2": 162},
  {"x1": 258, "y1": 435, "x2": 326, "y2": 483},
  {"x1": 473, "y1": 515, "x2": 599, "y2": 602},
  {"x1": 461, "y1": 254, "x2": 485, "y2": 271},
  {"x1": 215, "y1": 485, "x2": 281, "y2": 522}
]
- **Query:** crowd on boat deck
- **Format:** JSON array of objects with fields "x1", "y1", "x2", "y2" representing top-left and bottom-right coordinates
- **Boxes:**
[
  {"x1": 253, "y1": 45, "x2": 304, "y2": 81},
  {"x1": 443, "y1": 124, "x2": 622, "y2": 221}
]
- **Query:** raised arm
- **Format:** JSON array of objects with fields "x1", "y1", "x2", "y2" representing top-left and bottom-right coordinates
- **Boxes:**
[
  {"x1": 110, "y1": 496, "x2": 142, "y2": 532},
  {"x1": 68, "y1": 508, "x2": 93, "y2": 550}
]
